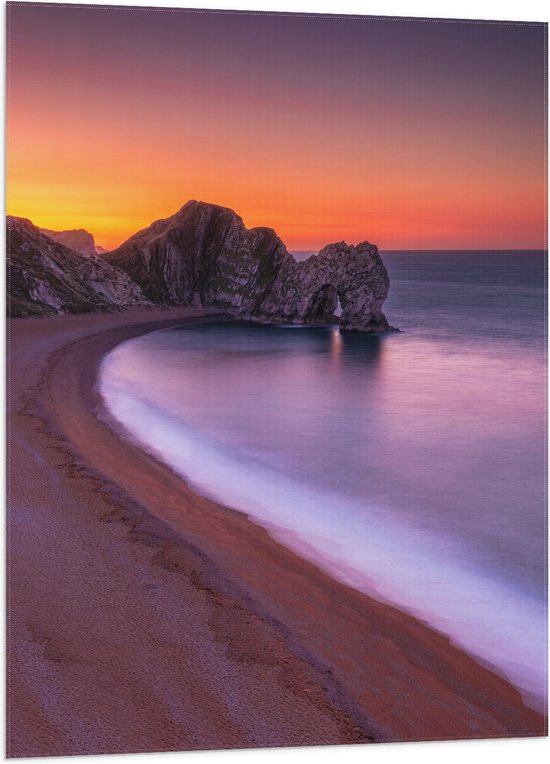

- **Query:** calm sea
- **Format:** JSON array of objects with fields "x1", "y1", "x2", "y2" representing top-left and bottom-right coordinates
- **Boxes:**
[{"x1": 99, "y1": 250, "x2": 547, "y2": 711}]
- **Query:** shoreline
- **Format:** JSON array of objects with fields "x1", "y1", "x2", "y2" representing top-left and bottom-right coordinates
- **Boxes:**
[{"x1": 7, "y1": 308, "x2": 547, "y2": 756}]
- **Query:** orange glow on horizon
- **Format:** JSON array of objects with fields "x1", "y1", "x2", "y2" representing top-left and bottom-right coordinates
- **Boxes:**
[
  {"x1": 6, "y1": 5, "x2": 546, "y2": 252},
  {"x1": 7, "y1": 176, "x2": 544, "y2": 252}
]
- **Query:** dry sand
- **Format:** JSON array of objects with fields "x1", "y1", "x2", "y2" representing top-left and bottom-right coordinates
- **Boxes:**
[{"x1": 6, "y1": 308, "x2": 547, "y2": 757}]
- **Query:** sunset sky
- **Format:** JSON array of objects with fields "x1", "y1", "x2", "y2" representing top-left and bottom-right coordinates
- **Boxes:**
[{"x1": 6, "y1": 3, "x2": 547, "y2": 250}]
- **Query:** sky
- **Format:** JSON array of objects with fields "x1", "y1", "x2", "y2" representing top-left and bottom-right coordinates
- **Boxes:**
[{"x1": 6, "y1": 2, "x2": 547, "y2": 250}]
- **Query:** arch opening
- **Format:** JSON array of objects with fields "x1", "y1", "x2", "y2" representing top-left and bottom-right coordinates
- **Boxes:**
[{"x1": 303, "y1": 285, "x2": 341, "y2": 324}]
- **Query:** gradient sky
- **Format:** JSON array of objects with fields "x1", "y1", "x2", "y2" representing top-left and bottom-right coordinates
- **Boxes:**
[{"x1": 6, "y1": 3, "x2": 547, "y2": 250}]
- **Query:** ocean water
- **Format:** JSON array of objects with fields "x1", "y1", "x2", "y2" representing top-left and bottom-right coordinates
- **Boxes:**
[{"x1": 99, "y1": 250, "x2": 547, "y2": 711}]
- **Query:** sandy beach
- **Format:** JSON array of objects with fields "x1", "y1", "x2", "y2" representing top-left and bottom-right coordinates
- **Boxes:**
[{"x1": 6, "y1": 307, "x2": 547, "y2": 757}]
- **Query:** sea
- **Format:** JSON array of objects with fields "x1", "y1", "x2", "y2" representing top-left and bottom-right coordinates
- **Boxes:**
[{"x1": 99, "y1": 250, "x2": 547, "y2": 711}]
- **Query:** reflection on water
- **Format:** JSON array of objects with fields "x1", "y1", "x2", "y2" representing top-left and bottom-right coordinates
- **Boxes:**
[
  {"x1": 330, "y1": 327, "x2": 343, "y2": 358},
  {"x1": 336, "y1": 329, "x2": 383, "y2": 362}
]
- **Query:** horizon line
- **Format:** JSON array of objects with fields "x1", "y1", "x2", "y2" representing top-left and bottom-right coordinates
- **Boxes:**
[{"x1": 6, "y1": 213, "x2": 546, "y2": 254}]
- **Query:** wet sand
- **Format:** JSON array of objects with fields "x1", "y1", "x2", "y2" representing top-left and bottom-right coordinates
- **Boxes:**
[{"x1": 6, "y1": 308, "x2": 547, "y2": 757}]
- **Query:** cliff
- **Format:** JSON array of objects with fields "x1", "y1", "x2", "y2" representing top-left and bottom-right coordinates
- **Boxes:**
[
  {"x1": 8, "y1": 202, "x2": 392, "y2": 330},
  {"x1": 39, "y1": 227, "x2": 98, "y2": 257},
  {"x1": 106, "y1": 201, "x2": 392, "y2": 331},
  {"x1": 7, "y1": 217, "x2": 150, "y2": 317},
  {"x1": 105, "y1": 201, "x2": 288, "y2": 311}
]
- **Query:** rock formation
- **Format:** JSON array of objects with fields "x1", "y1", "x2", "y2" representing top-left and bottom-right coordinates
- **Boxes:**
[
  {"x1": 106, "y1": 201, "x2": 392, "y2": 332},
  {"x1": 105, "y1": 201, "x2": 289, "y2": 310},
  {"x1": 7, "y1": 217, "x2": 150, "y2": 317},
  {"x1": 39, "y1": 227, "x2": 98, "y2": 257},
  {"x1": 8, "y1": 202, "x2": 392, "y2": 330},
  {"x1": 259, "y1": 241, "x2": 390, "y2": 331}
]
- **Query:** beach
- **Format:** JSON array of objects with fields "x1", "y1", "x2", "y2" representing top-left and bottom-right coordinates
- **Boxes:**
[{"x1": 6, "y1": 307, "x2": 547, "y2": 757}]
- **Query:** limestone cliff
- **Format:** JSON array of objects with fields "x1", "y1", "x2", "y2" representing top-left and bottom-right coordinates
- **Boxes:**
[
  {"x1": 8, "y1": 202, "x2": 392, "y2": 330},
  {"x1": 106, "y1": 201, "x2": 392, "y2": 332},
  {"x1": 7, "y1": 217, "x2": 150, "y2": 317},
  {"x1": 105, "y1": 201, "x2": 289, "y2": 311}
]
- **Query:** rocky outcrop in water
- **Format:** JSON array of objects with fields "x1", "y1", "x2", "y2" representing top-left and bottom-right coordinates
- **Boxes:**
[
  {"x1": 106, "y1": 201, "x2": 392, "y2": 331},
  {"x1": 259, "y1": 241, "x2": 390, "y2": 331},
  {"x1": 7, "y1": 217, "x2": 150, "y2": 317}
]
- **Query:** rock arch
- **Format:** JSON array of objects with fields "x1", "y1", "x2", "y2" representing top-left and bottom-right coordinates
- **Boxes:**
[
  {"x1": 303, "y1": 284, "x2": 339, "y2": 323},
  {"x1": 259, "y1": 240, "x2": 392, "y2": 332}
]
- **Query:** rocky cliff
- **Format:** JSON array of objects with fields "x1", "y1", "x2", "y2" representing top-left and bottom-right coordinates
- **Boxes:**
[
  {"x1": 7, "y1": 217, "x2": 150, "y2": 317},
  {"x1": 106, "y1": 201, "x2": 392, "y2": 332},
  {"x1": 39, "y1": 227, "x2": 98, "y2": 257},
  {"x1": 105, "y1": 201, "x2": 289, "y2": 311},
  {"x1": 8, "y1": 202, "x2": 392, "y2": 330}
]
